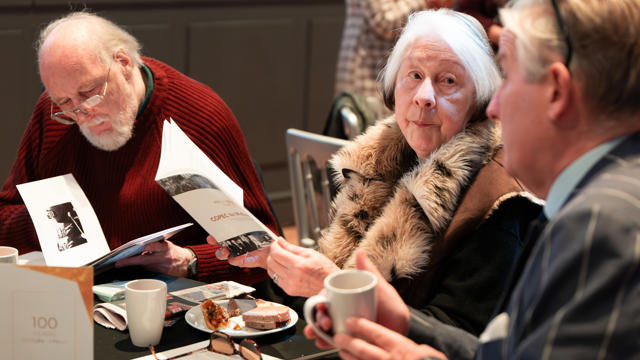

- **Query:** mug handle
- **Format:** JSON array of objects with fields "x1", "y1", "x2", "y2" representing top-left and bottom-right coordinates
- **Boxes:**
[{"x1": 303, "y1": 295, "x2": 334, "y2": 346}]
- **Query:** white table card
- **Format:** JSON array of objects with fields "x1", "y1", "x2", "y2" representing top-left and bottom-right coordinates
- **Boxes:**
[{"x1": 0, "y1": 264, "x2": 93, "y2": 359}]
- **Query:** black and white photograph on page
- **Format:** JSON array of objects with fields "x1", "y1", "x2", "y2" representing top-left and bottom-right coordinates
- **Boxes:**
[{"x1": 46, "y1": 202, "x2": 88, "y2": 251}]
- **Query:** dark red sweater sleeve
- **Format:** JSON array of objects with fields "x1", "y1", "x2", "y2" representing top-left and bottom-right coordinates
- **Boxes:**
[{"x1": 0, "y1": 93, "x2": 59, "y2": 253}]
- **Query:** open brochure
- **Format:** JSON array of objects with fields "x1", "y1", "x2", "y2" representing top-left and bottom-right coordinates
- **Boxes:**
[
  {"x1": 155, "y1": 119, "x2": 277, "y2": 257},
  {"x1": 85, "y1": 223, "x2": 192, "y2": 271},
  {"x1": 16, "y1": 173, "x2": 192, "y2": 273}
]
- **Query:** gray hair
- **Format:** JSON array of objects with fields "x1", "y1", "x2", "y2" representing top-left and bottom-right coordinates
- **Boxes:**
[
  {"x1": 36, "y1": 11, "x2": 143, "y2": 67},
  {"x1": 381, "y1": 8, "x2": 501, "y2": 118},
  {"x1": 500, "y1": 0, "x2": 640, "y2": 117}
]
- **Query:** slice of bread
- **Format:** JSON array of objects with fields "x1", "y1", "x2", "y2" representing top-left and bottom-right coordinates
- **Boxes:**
[
  {"x1": 242, "y1": 303, "x2": 291, "y2": 330},
  {"x1": 243, "y1": 318, "x2": 289, "y2": 330}
]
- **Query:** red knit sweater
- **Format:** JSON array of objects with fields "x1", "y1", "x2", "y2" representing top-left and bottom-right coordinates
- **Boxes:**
[{"x1": 0, "y1": 57, "x2": 277, "y2": 285}]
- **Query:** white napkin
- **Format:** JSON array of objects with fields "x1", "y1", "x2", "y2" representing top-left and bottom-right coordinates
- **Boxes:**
[
  {"x1": 93, "y1": 302, "x2": 128, "y2": 331},
  {"x1": 93, "y1": 281, "x2": 127, "y2": 302}
]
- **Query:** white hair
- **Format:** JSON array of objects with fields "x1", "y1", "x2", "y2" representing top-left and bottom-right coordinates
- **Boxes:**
[
  {"x1": 37, "y1": 11, "x2": 143, "y2": 67},
  {"x1": 499, "y1": 0, "x2": 565, "y2": 81},
  {"x1": 381, "y1": 8, "x2": 501, "y2": 113},
  {"x1": 501, "y1": 0, "x2": 640, "y2": 118}
]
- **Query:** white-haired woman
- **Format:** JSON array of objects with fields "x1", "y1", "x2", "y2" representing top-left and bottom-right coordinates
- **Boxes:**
[{"x1": 210, "y1": 8, "x2": 540, "y2": 335}]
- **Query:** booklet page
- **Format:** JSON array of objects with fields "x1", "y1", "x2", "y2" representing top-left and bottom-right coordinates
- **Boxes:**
[
  {"x1": 155, "y1": 119, "x2": 277, "y2": 256},
  {"x1": 17, "y1": 174, "x2": 109, "y2": 267}
]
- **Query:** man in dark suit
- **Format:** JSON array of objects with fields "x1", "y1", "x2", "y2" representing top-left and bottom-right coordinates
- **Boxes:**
[{"x1": 304, "y1": 1, "x2": 640, "y2": 359}]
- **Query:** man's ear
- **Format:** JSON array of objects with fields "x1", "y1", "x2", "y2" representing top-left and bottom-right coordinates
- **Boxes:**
[
  {"x1": 113, "y1": 48, "x2": 133, "y2": 77},
  {"x1": 547, "y1": 62, "x2": 574, "y2": 128}
]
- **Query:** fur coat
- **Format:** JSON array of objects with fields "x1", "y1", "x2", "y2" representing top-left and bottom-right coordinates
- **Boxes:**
[{"x1": 319, "y1": 116, "x2": 535, "y2": 288}]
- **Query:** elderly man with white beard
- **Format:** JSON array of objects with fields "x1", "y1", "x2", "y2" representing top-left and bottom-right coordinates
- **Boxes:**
[{"x1": 0, "y1": 11, "x2": 279, "y2": 285}]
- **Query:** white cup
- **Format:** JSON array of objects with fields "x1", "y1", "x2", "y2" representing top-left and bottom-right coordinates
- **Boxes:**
[
  {"x1": 0, "y1": 246, "x2": 18, "y2": 263},
  {"x1": 303, "y1": 269, "x2": 377, "y2": 346},
  {"x1": 125, "y1": 279, "x2": 167, "y2": 347}
]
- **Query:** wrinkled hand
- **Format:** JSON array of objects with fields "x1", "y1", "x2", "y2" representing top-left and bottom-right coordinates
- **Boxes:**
[
  {"x1": 266, "y1": 238, "x2": 339, "y2": 297},
  {"x1": 206, "y1": 235, "x2": 269, "y2": 269},
  {"x1": 334, "y1": 317, "x2": 446, "y2": 360},
  {"x1": 304, "y1": 250, "x2": 411, "y2": 347},
  {"x1": 115, "y1": 240, "x2": 192, "y2": 277}
]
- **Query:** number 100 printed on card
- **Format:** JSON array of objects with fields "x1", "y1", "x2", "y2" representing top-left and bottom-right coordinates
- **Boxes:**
[{"x1": 13, "y1": 290, "x2": 75, "y2": 357}]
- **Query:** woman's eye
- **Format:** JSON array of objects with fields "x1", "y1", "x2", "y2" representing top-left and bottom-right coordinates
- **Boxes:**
[
  {"x1": 442, "y1": 76, "x2": 455, "y2": 85},
  {"x1": 409, "y1": 72, "x2": 421, "y2": 80}
]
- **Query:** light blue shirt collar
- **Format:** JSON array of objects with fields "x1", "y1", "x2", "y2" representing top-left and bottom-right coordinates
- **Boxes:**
[{"x1": 544, "y1": 135, "x2": 627, "y2": 219}]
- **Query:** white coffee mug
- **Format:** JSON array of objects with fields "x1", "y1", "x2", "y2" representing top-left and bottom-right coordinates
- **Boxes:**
[
  {"x1": 0, "y1": 246, "x2": 18, "y2": 263},
  {"x1": 125, "y1": 279, "x2": 167, "y2": 347},
  {"x1": 303, "y1": 269, "x2": 377, "y2": 346}
]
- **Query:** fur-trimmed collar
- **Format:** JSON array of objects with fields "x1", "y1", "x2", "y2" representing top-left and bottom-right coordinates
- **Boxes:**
[{"x1": 319, "y1": 116, "x2": 510, "y2": 281}]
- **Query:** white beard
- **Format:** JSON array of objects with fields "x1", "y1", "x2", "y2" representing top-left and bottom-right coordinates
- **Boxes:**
[{"x1": 79, "y1": 99, "x2": 137, "y2": 151}]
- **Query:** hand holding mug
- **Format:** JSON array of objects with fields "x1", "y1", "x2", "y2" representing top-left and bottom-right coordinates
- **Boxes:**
[
  {"x1": 303, "y1": 269, "x2": 377, "y2": 346},
  {"x1": 304, "y1": 250, "x2": 411, "y2": 348}
]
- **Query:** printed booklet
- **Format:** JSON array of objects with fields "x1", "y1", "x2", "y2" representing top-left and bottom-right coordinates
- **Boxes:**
[
  {"x1": 155, "y1": 119, "x2": 277, "y2": 257},
  {"x1": 16, "y1": 173, "x2": 192, "y2": 273}
]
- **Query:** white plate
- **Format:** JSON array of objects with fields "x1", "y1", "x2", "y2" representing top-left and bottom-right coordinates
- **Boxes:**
[{"x1": 185, "y1": 300, "x2": 298, "y2": 338}]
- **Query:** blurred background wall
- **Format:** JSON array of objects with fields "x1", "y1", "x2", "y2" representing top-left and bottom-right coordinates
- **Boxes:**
[{"x1": 0, "y1": 0, "x2": 344, "y2": 227}]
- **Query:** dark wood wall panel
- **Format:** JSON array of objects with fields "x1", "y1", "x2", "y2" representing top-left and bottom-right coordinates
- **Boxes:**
[
  {"x1": 188, "y1": 18, "x2": 304, "y2": 165},
  {"x1": 0, "y1": 28, "x2": 32, "y2": 177},
  {"x1": 127, "y1": 24, "x2": 180, "y2": 71},
  {"x1": 307, "y1": 17, "x2": 344, "y2": 134}
]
